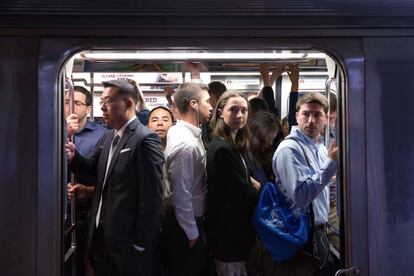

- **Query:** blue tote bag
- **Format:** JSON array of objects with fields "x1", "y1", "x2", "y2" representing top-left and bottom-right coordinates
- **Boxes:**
[{"x1": 253, "y1": 181, "x2": 310, "y2": 261}]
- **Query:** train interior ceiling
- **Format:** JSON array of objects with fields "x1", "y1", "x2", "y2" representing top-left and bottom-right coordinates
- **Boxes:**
[{"x1": 65, "y1": 49, "x2": 338, "y2": 120}]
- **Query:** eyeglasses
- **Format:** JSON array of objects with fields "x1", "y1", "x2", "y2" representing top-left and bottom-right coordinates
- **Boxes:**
[
  {"x1": 64, "y1": 100, "x2": 87, "y2": 107},
  {"x1": 126, "y1": 78, "x2": 137, "y2": 86},
  {"x1": 99, "y1": 97, "x2": 127, "y2": 106}
]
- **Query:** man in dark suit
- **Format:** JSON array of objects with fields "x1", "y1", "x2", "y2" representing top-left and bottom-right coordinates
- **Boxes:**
[{"x1": 65, "y1": 79, "x2": 164, "y2": 276}]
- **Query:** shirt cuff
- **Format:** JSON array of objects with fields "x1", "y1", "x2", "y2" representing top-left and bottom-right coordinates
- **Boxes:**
[
  {"x1": 185, "y1": 227, "x2": 199, "y2": 241},
  {"x1": 133, "y1": 244, "x2": 146, "y2": 252},
  {"x1": 324, "y1": 158, "x2": 338, "y2": 176}
]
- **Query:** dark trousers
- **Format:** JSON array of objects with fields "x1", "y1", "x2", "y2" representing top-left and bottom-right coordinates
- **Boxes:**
[
  {"x1": 92, "y1": 224, "x2": 155, "y2": 276},
  {"x1": 75, "y1": 213, "x2": 89, "y2": 276},
  {"x1": 275, "y1": 226, "x2": 331, "y2": 276},
  {"x1": 160, "y1": 211, "x2": 207, "y2": 276}
]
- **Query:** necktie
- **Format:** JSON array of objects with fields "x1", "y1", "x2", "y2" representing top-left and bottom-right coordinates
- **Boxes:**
[
  {"x1": 96, "y1": 133, "x2": 120, "y2": 227},
  {"x1": 112, "y1": 134, "x2": 120, "y2": 148}
]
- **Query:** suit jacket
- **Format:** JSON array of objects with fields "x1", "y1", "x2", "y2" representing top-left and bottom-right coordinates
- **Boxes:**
[
  {"x1": 205, "y1": 138, "x2": 259, "y2": 262},
  {"x1": 69, "y1": 118, "x2": 164, "y2": 265}
]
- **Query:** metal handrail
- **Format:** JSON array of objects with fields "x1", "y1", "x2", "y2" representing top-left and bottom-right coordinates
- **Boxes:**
[
  {"x1": 63, "y1": 76, "x2": 77, "y2": 267},
  {"x1": 324, "y1": 77, "x2": 336, "y2": 147}
]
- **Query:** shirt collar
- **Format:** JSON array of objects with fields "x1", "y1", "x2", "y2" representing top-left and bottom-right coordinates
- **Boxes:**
[
  {"x1": 82, "y1": 120, "x2": 96, "y2": 131},
  {"x1": 291, "y1": 126, "x2": 321, "y2": 146},
  {"x1": 115, "y1": 116, "x2": 136, "y2": 138},
  {"x1": 176, "y1": 119, "x2": 202, "y2": 137}
]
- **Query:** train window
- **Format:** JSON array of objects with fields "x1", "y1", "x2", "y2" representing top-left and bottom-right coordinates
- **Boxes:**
[{"x1": 61, "y1": 49, "x2": 345, "y2": 274}]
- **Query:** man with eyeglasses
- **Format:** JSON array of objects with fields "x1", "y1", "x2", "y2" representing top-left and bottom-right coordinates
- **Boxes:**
[
  {"x1": 64, "y1": 86, "x2": 107, "y2": 276},
  {"x1": 65, "y1": 79, "x2": 164, "y2": 276}
]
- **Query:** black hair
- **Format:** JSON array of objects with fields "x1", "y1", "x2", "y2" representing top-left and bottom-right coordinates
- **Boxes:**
[
  {"x1": 148, "y1": 106, "x2": 175, "y2": 122},
  {"x1": 249, "y1": 97, "x2": 269, "y2": 115},
  {"x1": 208, "y1": 81, "x2": 227, "y2": 98},
  {"x1": 73, "y1": 86, "x2": 92, "y2": 106},
  {"x1": 102, "y1": 78, "x2": 139, "y2": 105}
]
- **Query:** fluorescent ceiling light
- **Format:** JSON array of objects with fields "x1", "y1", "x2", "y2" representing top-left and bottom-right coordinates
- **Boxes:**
[
  {"x1": 78, "y1": 52, "x2": 326, "y2": 61},
  {"x1": 211, "y1": 71, "x2": 328, "y2": 76}
]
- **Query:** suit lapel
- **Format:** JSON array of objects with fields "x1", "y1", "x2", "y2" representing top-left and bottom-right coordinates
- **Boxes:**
[
  {"x1": 91, "y1": 131, "x2": 115, "y2": 216},
  {"x1": 97, "y1": 131, "x2": 115, "y2": 185},
  {"x1": 104, "y1": 119, "x2": 138, "y2": 184},
  {"x1": 97, "y1": 131, "x2": 114, "y2": 191}
]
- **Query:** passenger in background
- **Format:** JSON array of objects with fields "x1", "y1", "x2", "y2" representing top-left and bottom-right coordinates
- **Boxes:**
[
  {"x1": 66, "y1": 79, "x2": 164, "y2": 276},
  {"x1": 206, "y1": 91, "x2": 259, "y2": 276},
  {"x1": 246, "y1": 111, "x2": 284, "y2": 185},
  {"x1": 134, "y1": 81, "x2": 150, "y2": 125},
  {"x1": 164, "y1": 85, "x2": 180, "y2": 121},
  {"x1": 258, "y1": 63, "x2": 285, "y2": 118},
  {"x1": 146, "y1": 105, "x2": 175, "y2": 276},
  {"x1": 245, "y1": 111, "x2": 283, "y2": 276},
  {"x1": 249, "y1": 97, "x2": 269, "y2": 115},
  {"x1": 208, "y1": 80, "x2": 227, "y2": 111},
  {"x1": 326, "y1": 92, "x2": 340, "y2": 254},
  {"x1": 327, "y1": 92, "x2": 337, "y2": 139},
  {"x1": 272, "y1": 92, "x2": 338, "y2": 275},
  {"x1": 277, "y1": 63, "x2": 301, "y2": 135},
  {"x1": 281, "y1": 116, "x2": 290, "y2": 138},
  {"x1": 286, "y1": 64, "x2": 300, "y2": 130},
  {"x1": 162, "y1": 83, "x2": 212, "y2": 276},
  {"x1": 147, "y1": 106, "x2": 175, "y2": 150},
  {"x1": 247, "y1": 92, "x2": 259, "y2": 101},
  {"x1": 202, "y1": 80, "x2": 227, "y2": 147},
  {"x1": 65, "y1": 86, "x2": 107, "y2": 276}
]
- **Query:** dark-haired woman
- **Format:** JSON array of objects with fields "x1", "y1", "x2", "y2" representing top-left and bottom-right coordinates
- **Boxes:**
[
  {"x1": 245, "y1": 111, "x2": 284, "y2": 276},
  {"x1": 206, "y1": 91, "x2": 260, "y2": 276},
  {"x1": 247, "y1": 111, "x2": 284, "y2": 185}
]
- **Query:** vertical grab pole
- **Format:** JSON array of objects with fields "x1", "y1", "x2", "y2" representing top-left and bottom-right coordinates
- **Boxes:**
[
  {"x1": 64, "y1": 76, "x2": 77, "y2": 276},
  {"x1": 324, "y1": 78, "x2": 336, "y2": 147},
  {"x1": 90, "y1": 72, "x2": 94, "y2": 120}
]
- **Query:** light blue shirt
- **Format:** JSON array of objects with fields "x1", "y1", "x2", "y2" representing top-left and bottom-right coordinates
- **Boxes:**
[{"x1": 272, "y1": 127, "x2": 338, "y2": 225}]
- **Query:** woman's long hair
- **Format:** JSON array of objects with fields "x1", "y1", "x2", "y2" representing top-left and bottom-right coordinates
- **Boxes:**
[
  {"x1": 210, "y1": 91, "x2": 250, "y2": 153},
  {"x1": 248, "y1": 111, "x2": 283, "y2": 167}
]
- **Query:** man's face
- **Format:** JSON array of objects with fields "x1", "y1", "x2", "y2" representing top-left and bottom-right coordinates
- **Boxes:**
[
  {"x1": 147, "y1": 108, "x2": 173, "y2": 139},
  {"x1": 328, "y1": 111, "x2": 337, "y2": 130},
  {"x1": 197, "y1": 90, "x2": 213, "y2": 124},
  {"x1": 100, "y1": 87, "x2": 129, "y2": 129},
  {"x1": 64, "y1": 91, "x2": 91, "y2": 121},
  {"x1": 209, "y1": 94, "x2": 219, "y2": 109},
  {"x1": 296, "y1": 102, "x2": 328, "y2": 140}
]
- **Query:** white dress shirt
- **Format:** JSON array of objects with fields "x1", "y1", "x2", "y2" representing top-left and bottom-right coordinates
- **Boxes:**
[{"x1": 165, "y1": 120, "x2": 207, "y2": 240}]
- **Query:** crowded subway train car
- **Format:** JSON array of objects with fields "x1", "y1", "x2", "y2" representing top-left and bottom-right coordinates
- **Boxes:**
[{"x1": 1, "y1": 0, "x2": 414, "y2": 275}]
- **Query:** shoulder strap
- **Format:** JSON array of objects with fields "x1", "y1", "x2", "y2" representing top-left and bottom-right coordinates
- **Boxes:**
[
  {"x1": 284, "y1": 136, "x2": 315, "y2": 230},
  {"x1": 285, "y1": 136, "x2": 311, "y2": 168}
]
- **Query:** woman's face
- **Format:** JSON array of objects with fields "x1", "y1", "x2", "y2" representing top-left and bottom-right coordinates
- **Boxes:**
[
  {"x1": 219, "y1": 96, "x2": 249, "y2": 133},
  {"x1": 264, "y1": 129, "x2": 278, "y2": 146},
  {"x1": 282, "y1": 120, "x2": 290, "y2": 137}
]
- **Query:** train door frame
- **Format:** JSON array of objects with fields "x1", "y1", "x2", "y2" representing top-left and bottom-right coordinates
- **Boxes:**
[{"x1": 37, "y1": 37, "x2": 366, "y2": 276}]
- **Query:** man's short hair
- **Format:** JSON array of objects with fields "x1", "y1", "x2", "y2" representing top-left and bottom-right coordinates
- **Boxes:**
[
  {"x1": 148, "y1": 106, "x2": 174, "y2": 122},
  {"x1": 208, "y1": 81, "x2": 227, "y2": 98},
  {"x1": 296, "y1": 92, "x2": 329, "y2": 113},
  {"x1": 102, "y1": 79, "x2": 139, "y2": 104},
  {"x1": 249, "y1": 97, "x2": 269, "y2": 114},
  {"x1": 174, "y1": 82, "x2": 209, "y2": 114},
  {"x1": 73, "y1": 86, "x2": 92, "y2": 106},
  {"x1": 329, "y1": 92, "x2": 337, "y2": 113}
]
